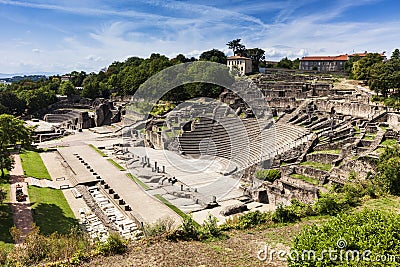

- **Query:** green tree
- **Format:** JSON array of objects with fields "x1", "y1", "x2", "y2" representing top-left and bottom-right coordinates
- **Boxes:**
[
  {"x1": 17, "y1": 87, "x2": 57, "y2": 113},
  {"x1": 276, "y1": 57, "x2": 293, "y2": 69},
  {"x1": 0, "y1": 91, "x2": 26, "y2": 115},
  {"x1": 292, "y1": 58, "x2": 300, "y2": 69},
  {"x1": 59, "y1": 81, "x2": 78, "y2": 97},
  {"x1": 226, "y1": 39, "x2": 246, "y2": 56},
  {"x1": 344, "y1": 55, "x2": 361, "y2": 76},
  {"x1": 246, "y1": 48, "x2": 265, "y2": 72},
  {"x1": 369, "y1": 58, "x2": 400, "y2": 97},
  {"x1": 0, "y1": 114, "x2": 31, "y2": 178},
  {"x1": 391, "y1": 48, "x2": 400, "y2": 60},
  {"x1": 352, "y1": 53, "x2": 384, "y2": 80},
  {"x1": 376, "y1": 146, "x2": 400, "y2": 195},
  {"x1": 199, "y1": 49, "x2": 227, "y2": 64}
]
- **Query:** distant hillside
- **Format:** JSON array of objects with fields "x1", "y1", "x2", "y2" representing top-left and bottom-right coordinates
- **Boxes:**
[{"x1": 2, "y1": 75, "x2": 47, "y2": 83}]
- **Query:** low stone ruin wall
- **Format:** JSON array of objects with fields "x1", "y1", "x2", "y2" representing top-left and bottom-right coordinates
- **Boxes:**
[
  {"x1": 260, "y1": 178, "x2": 318, "y2": 206},
  {"x1": 315, "y1": 100, "x2": 386, "y2": 119},
  {"x1": 314, "y1": 137, "x2": 356, "y2": 151},
  {"x1": 306, "y1": 153, "x2": 339, "y2": 164},
  {"x1": 294, "y1": 166, "x2": 329, "y2": 183}
]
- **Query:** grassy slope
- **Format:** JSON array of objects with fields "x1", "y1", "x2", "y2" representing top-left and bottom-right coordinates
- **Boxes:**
[
  {"x1": 20, "y1": 150, "x2": 51, "y2": 180},
  {"x1": 28, "y1": 186, "x2": 77, "y2": 235},
  {"x1": 82, "y1": 194, "x2": 400, "y2": 267},
  {"x1": 82, "y1": 218, "x2": 322, "y2": 267}
]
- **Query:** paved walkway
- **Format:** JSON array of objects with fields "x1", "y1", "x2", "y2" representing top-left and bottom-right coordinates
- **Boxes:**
[
  {"x1": 40, "y1": 152, "x2": 88, "y2": 220},
  {"x1": 58, "y1": 145, "x2": 181, "y2": 224},
  {"x1": 9, "y1": 154, "x2": 33, "y2": 244}
]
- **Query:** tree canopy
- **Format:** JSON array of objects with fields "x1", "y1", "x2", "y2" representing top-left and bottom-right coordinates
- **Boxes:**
[
  {"x1": 226, "y1": 39, "x2": 246, "y2": 56},
  {"x1": 0, "y1": 114, "x2": 32, "y2": 178}
]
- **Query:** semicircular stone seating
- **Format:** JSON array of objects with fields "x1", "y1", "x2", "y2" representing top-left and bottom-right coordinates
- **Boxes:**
[{"x1": 178, "y1": 114, "x2": 310, "y2": 171}]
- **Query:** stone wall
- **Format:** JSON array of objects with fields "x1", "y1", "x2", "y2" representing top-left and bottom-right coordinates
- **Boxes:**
[
  {"x1": 387, "y1": 113, "x2": 400, "y2": 131},
  {"x1": 294, "y1": 166, "x2": 329, "y2": 183},
  {"x1": 306, "y1": 153, "x2": 339, "y2": 164},
  {"x1": 315, "y1": 100, "x2": 386, "y2": 119},
  {"x1": 330, "y1": 157, "x2": 376, "y2": 180},
  {"x1": 314, "y1": 137, "x2": 357, "y2": 151},
  {"x1": 261, "y1": 177, "x2": 319, "y2": 205}
]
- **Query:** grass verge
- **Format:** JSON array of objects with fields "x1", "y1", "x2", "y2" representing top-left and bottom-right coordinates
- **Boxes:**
[
  {"x1": 0, "y1": 172, "x2": 14, "y2": 250},
  {"x1": 126, "y1": 173, "x2": 150, "y2": 190},
  {"x1": 107, "y1": 159, "x2": 125, "y2": 171},
  {"x1": 154, "y1": 194, "x2": 197, "y2": 225},
  {"x1": 300, "y1": 161, "x2": 332, "y2": 171},
  {"x1": 28, "y1": 186, "x2": 77, "y2": 235},
  {"x1": 20, "y1": 150, "x2": 51, "y2": 180},
  {"x1": 89, "y1": 144, "x2": 107, "y2": 157},
  {"x1": 290, "y1": 173, "x2": 320, "y2": 185}
]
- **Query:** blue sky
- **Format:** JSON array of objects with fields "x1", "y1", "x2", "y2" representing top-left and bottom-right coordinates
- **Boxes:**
[{"x1": 0, "y1": 0, "x2": 399, "y2": 74}]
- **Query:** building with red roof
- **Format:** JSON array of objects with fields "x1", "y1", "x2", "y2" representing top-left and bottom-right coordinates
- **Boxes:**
[{"x1": 299, "y1": 52, "x2": 385, "y2": 72}]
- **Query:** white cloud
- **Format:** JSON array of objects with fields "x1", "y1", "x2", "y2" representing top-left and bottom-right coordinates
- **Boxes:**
[{"x1": 0, "y1": 0, "x2": 398, "y2": 74}]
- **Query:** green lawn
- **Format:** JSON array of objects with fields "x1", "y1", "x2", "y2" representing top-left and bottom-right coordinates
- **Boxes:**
[
  {"x1": 89, "y1": 144, "x2": 107, "y2": 157},
  {"x1": 107, "y1": 159, "x2": 126, "y2": 171},
  {"x1": 20, "y1": 150, "x2": 51, "y2": 180},
  {"x1": 126, "y1": 173, "x2": 150, "y2": 190},
  {"x1": 0, "y1": 172, "x2": 14, "y2": 250},
  {"x1": 290, "y1": 173, "x2": 320, "y2": 185},
  {"x1": 28, "y1": 186, "x2": 77, "y2": 235},
  {"x1": 310, "y1": 149, "x2": 341, "y2": 155},
  {"x1": 300, "y1": 161, "x2": 332, "y2": 171}
]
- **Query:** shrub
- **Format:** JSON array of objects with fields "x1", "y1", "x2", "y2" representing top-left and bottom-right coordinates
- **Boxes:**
[
  {"x1": 289, "y1": 209, "x2": 400, "y2": 266},
  {"x1": 272, "y1": 203, "x2": 299, "y2": 223},
  {"x1": 237, "y1": 210, "x2": 270, "y2": 229},
  {"x1": 144, "y1": 217, "x2": 175, "y2": 238},
  {"x1": 168, "y1": 213, "x2": 200, "y2": 241},
  {"x1": 313, "y1": 193, "x2": 347, "y2": 216},
  {"x1": 287, "y1": 199, "x2": 316, "y2": 218},
  {"x1": 199, "y1": 213, "x2": 224, "y2": 240},
  {"x1": 97, "y1": 232, "x2": 128, "y2": 256},
  {"x1": 220, "y1": 210, "x2": 271, "y2": 230}
]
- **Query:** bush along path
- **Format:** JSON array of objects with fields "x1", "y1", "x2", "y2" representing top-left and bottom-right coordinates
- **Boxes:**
[{"x1": 9, "y1": 153, "x2": 34, "y2": 244}]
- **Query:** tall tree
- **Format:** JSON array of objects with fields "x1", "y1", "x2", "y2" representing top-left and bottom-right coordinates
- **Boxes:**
[
  {"x1": 392, "y1": 49, "x2": 400, "y2": 60},
  {"x1": 246, "y1": 48, "x2": 265, "y2": 72},
  {"x1": 0, "y1": 114, "x2": 31, "y2": 178},
  {"x1": 226, "y1": 39, "x2": 246, "y2": 56}
]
